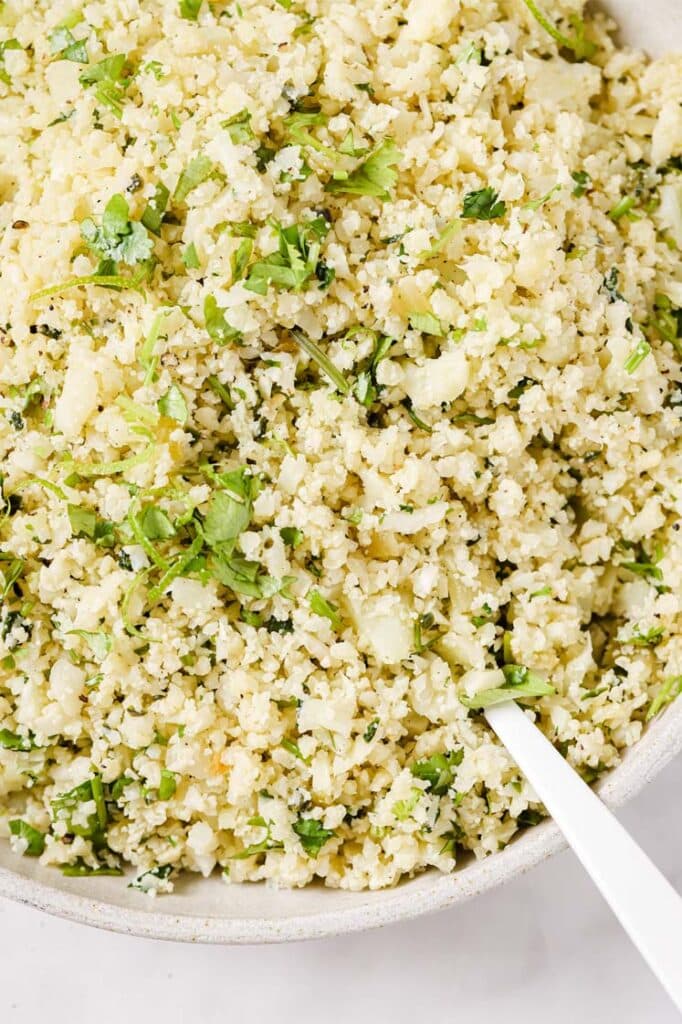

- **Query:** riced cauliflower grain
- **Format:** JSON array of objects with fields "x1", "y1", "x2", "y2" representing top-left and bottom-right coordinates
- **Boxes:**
[{"x1": 0, "y1": 0, "x2": 680, "y2": 893}]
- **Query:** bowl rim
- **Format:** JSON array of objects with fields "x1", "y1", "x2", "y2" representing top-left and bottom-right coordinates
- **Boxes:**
[{"x1": 1, "y1": 701, "x2": 680, "y2": 944}]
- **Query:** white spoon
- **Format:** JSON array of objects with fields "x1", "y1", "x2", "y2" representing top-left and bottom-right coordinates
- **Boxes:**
[{"x1": 485, "y1": 700, "x2": 682, "y2": 1012}]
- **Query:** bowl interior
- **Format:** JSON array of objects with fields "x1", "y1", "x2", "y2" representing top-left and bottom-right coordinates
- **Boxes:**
[{"x1": 1, "y1": 0, "x2": 680, "y2": 943}]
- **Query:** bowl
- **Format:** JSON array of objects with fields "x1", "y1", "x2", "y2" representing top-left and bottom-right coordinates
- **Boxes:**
[{"x1": 1, "y1": 0, "x2": 680, "y2": 944}]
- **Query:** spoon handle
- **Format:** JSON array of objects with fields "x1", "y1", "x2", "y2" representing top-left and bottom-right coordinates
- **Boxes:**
[{"x1": 485, "y1": 700, "x2": 682, "y2": 1012}]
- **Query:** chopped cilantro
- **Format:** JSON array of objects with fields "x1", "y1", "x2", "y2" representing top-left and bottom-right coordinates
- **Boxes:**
[
  {"x1": 293, "y1": 817, "x2": 336, "y2": 856},
  {"x1": 651, "y1": 293, "x2": 682, "y2": 354},
  {"x1": 0, "y1": 728, "x2": 36, "y2": 752},
  {"x1": 174, "y1": 154, "x2": 214, "y2": 203},
  {"x1": 0, "y1": 40, "x2": 21, "y2": 86},
  {"x1": 462, "y1": 187, "x2": 506, "y2": 220},
  {"x1": 354, "y1": 333, "x2": 393, "y2": 407},
  {"x1": 571, "y1": 170, "x2": 591, "y2": 197},
  {"x1": 326, "y1": 138, "x2": 401, "y2": 199},
  {"x1": 79, "y1": 54, "x2": 131, "y2": 119},
  {"x1": 51, "y1": 775, "x2": 108, "y2": 844},
  {"x1": 179, "y1": 0, "x2": 203, "y2": 18},
  {"x1": 624, "y1": 339, "x2": 650, "y2": 373},
  {"x1": 409, "y1": 311, "x2": 445, "y2": 336},
  {"x1": 182, "y1": 242, "x2": 200, "y2": 269},
  {"x1": 9, "y1": 819, "x2": 45, "y2": 856},
  {"x1": 363, "y1": 718, "x2": 379, "y2": 742},
  {"x1": 231, "y1": 237, "x2": 253, "y2": 282},
  {"x1": 413, "y1": 612, "x2": 445, "y2": 653},
  {"x1": 411, "y1": 750, "x2": 463, "y2": 795},
  {"x1": 308, "y1": 589, "x2": 341, "y2": 629},
  {"x1": 67, "y1": 504, "x2": 115, "y2": 547},
  {"x1": 48, "y1": 27, "x2": 88, "y2": 64},
  {"x1": 80, "y1": 194, "x2": 153, "y2": 268},
  {"x1": 204, "y1": 295, "x2": 242, "y2": 346},
  {"x1": 521, "y1": 0, "x2": 597, "y2": 60},
  {"x1": 129, "y1": 864, "x2": 172, "y2": 890},
  {"x1": 140, "y1": 506, "x2": 176, "y2": 541},
  {"x1": 202, "y1": 489, "x2": 252, "y2": 546},
  {"x1": 280, "y1": 526, "x2": 304, "y2": 549},
  {"x1": 244, "y1": 217, "x2": 332, "y2": 295},
  {"x1": 222, "y1": 109, "x2": 254, "y2": 144},
  {"x1": 158, "y1": 383, "x2": 188, "y2": 424},
  {"x1": 462, "y1": 665, "x2": 555, "y2": 709},
  {"x1": 647, "y1": 676, "x2": 682, "y2": 721},
  {"x1": 393, "y1": 787, "x2": 422, "y2": 821},
  {"x1": 62, "y1": 861, "x2": 123, "y2": 877},
  {"x1": 158, "y1": 769, "x2": 177, "y2": 801},
  {"x1": 66, "y1": 629, "x2": 112, "y2": 662},
  {"x1": 141, "y1": 182, "x2": 170, "y2": 236},
  {"x1": 401, "y1": 398, "x2": 432, "y2": 433},
  {"x1": 291, "y1": 329, "x2": 349, "y2": 395}
]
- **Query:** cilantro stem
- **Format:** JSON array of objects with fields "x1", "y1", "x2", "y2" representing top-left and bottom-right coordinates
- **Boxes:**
[
  {"x1": 29, "y1": 268, "x2": 148, "y2": 302},
  {"x1": 148, "y1": 534, "x2": 203, "y2": 604},
  {"x1": 521, "y1": 0, "x2": 596, "y2": 60},
  {"x1": 127, "y1": 504, "x2": 169, "y2": 569},
  {"x1": 291, "y1": 329, "x2": 350, "y2": 395}
]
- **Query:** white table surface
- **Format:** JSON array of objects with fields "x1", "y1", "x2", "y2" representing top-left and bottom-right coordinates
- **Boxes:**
[{"x1": 1, "y1": 756, "x2": 680, "y2": 1023}]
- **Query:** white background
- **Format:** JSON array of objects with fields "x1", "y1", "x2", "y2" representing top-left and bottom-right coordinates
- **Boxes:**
[{"x1": 1, "y1": 757, "x2": 680, "y2": 1023}]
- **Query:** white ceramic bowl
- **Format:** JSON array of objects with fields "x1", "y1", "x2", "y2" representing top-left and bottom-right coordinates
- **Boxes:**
[{"x1": 1, "y1": 0, "x2": 680, "y2": 944}]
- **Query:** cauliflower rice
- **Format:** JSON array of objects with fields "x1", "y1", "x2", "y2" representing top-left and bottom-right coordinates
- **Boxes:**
[{"x1": 0, "y1": 0, "x2": 681, "y2": 893}]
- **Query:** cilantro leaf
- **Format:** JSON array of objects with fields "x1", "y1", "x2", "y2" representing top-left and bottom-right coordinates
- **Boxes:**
[
  {"x1": 179, "y1": 0, "x2": 203, "y2": 18},
  {"x1": 48, "y1": 27, "x2": 88, "y2": 64},
  {"x1": 0, "y1": 40, "x2": 22, "y2": 86},
  {"x1": 141, "y1": 182, "x2": 170, "y2": 236},
  {"x1": 66, "y1": 629, "x2": 113, "y2": 662},
  {"x1": 462, "y1": 187, "x2": 506, "y2": 221},
  {"x1": 140, "y1": 505, "x2": 176, "y2": 541},
  {"x1": 0, "y1": 728, "x2": 37, "y2": 752},
  {"x1": 411, "y1": 750, "x2": 463, "y2": 795},
  {"x1": 292, "y1": 817, "x2": 336, "y2": 856},
  {"x1": 202, "y1": 490, "x2": 252, "y2": 546},
  {"x1": 158, "y1": 383, "x2": 188, "y2": 424},
  {"x1": 571, "y1": 170, "x2": 591, "y2": 197},
  {"x1": 308, "y1": 589, "x2": 342, "y2": 629},
  {"x1": 174, "y1": 154, "x2": 214, "y2": 203},
  {"x1": 51, "y1": 776, "x2": 108, "y2": 844},
  {"x1": 461, "y1": 664, "x2": 555, "y2": 709},
  {"x1": 409, "y1": 311, "x2": 445, "y2": 336},
  {"x1": 280, "y1": 526, "x2": 303, "y2": 549},
  {"x1": 652, "y1": 293, "x2": 682, "y2": 354},
  {"x1": 326, "y1": 138, "x2": 402, "y2": 199},
  {"x1": 158, "y1": 769, "x2": 177, "y2": 800},
  {"x1": 9, "y1": 819, "x2": 45, "y2": 856},
  {"x1": 222, "y1": 109, "x2": 254, "y2": 144},
  {"x1": 79, "y1": 54, "x2": 131, "y2": 118},
  {"x1": 183, "y1": 242, "x2": 200, "y2": 269},
  {"x1": 354, "y1": 333, "x2": 393, "y2": 407},
  {"x1": 67, "y1": 504, "x2": 115, "y2": 548},
  {"x1": 244, "y1": 218, "x2": 332, "y2": 295},
  {"x1": 80, "y1": 194, "x2": 153, "y2": 267},
  {"x1": 204, "y1": 295, "x2": 242, "y2": 345}
]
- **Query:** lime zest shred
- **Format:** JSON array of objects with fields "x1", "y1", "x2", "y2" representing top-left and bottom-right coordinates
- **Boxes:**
[{"x1": 71, "y1": 444, "x2": 154, "y2": 479}]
